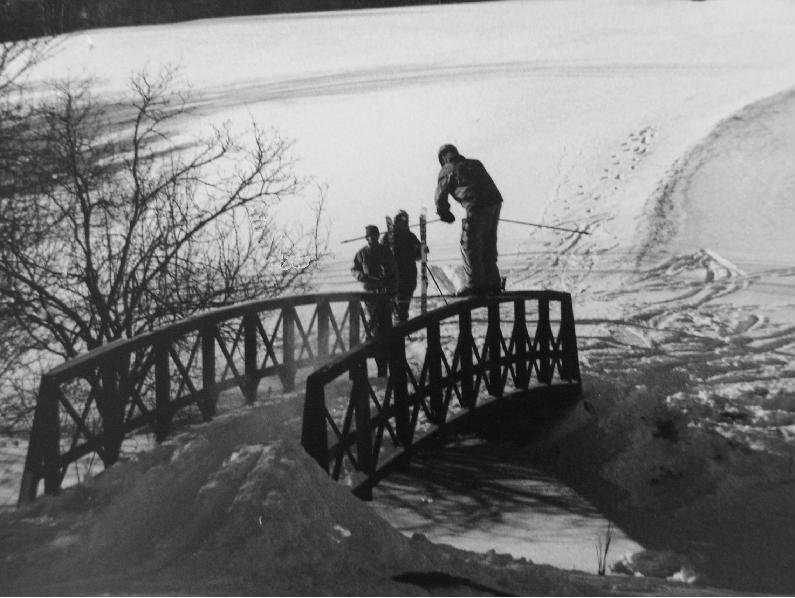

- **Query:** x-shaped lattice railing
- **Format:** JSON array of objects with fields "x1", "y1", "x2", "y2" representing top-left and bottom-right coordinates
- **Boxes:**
[
  {"x1": 301, "y1": 291, "x2": 582, "y2": 499},
  {"x1": 19, "y1": 292, "x2": 390, "y2": 503}
]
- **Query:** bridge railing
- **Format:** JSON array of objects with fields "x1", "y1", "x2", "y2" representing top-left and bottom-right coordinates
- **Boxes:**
[
  {"x1": 19, "y1": 292, "x2": 390, "y2": 503},
  {"x1": 301, "y1": 291, "x2": 581, "y2": 499}
]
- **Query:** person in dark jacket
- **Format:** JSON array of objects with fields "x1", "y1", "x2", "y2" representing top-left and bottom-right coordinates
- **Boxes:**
[
  {"x1": 382, "y1": 210, "x2": 422, "y2": 322},
  {"x1": 435, "y1": 143, "x2": 503, "y2": 295},
  {"x1": 352, "y1": 224, "x2": 398, "y2": 355}
]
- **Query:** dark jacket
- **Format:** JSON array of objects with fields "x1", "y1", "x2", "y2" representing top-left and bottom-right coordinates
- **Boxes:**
[
  {"x1": 435, "y1": 155, "x2": 503, "y2": 215},
  {"x1": 382, "y1": 227, "x2": 422, "y2": 282},
  {"x1": 352, "y1": 244, "x2": 398, "y2": 295}
]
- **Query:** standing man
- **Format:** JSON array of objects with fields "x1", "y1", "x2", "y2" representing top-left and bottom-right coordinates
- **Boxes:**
[
  {"x1": 352, "y1": 225, "x2": 397, "y2": 373},
  {"x1": 435, "y1": 143, "x2": 503, "y2": 295},
  {"x1": 383, "y1": 210, "x2": 422, "y2": 322}
]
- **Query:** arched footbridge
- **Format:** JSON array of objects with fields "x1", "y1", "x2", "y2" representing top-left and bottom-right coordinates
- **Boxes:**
[{"x1": 18, "y1": 290, "x2": 581, "y2": 504}]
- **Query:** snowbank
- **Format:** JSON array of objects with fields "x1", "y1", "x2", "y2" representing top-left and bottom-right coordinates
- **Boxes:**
[{"x1": 1, "y1": 402, "x2": 721, "y2": 596}]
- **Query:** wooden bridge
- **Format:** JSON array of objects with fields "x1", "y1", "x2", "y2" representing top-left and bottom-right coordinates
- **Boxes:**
[{"x1": 18, "y1": 290, "x2": 581, "y2": 504}]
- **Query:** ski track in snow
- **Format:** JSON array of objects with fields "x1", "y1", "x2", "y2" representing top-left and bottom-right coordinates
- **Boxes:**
[{"x1": 509, "y1": 91, "x2": 795, "y2": 462}]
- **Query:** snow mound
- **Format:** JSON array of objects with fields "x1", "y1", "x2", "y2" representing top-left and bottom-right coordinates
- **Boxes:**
[{"x1": 10, "y1": 410, "x2": 428, "y2": 592}]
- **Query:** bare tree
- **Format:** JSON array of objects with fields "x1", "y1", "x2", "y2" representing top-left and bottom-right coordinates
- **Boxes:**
[
  {"x1": 0, "y1": 37, "x2": 58, "y2": 93},
  {"x1": 0, "y1": 38, "x2": 61, "y2": 431},
  {"x1": 595, "y1": 521, "x2": 613, "y2": 576},
  {"x1": 0, "y1": 68, "x2": 328, "y2": 368}
]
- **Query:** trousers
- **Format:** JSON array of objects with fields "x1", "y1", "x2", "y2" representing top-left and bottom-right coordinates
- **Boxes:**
[
  {"x1": 461, "y1": 202, "x2": 501, "y2": 291},
  {"x1": 394, "y1": 279, "x2": 417, "y2": 323}
]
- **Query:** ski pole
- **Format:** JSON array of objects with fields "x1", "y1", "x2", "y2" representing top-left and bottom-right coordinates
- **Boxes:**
[
  {"x1": 499, "y1": 218, "x2": 591, "y2": 235},
  {"x1": 341, "y1": 218, "x2": 442, "y2": 244},
  {"x1": 425, "y1": 264, "x2": 449, "y2": 305},
  {"x1": 341, "y1": 214, "x2": 589, "y2": 243}
]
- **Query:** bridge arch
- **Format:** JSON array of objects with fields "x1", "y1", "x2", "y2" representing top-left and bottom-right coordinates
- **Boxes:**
[
  {"x1": 18, "y1": 292, "x2": 391, "y2": 503},
  {"x1": 301, "y1": 291, "x2": 581, "y2": 499}
]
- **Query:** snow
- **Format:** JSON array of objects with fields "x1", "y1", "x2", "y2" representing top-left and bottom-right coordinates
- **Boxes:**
[
  {"x1": 24, "y1": 0, "x2": 795, "y2": 261},
  {"x1": 2, "y1": 0, "x2": 795, "y2": 594},
  {"x1": 369, "y1": 438, "x2": 646, "y2": 573},
  {"x1": 0, "y1": 401, "x2": 714, "y2": 596}
]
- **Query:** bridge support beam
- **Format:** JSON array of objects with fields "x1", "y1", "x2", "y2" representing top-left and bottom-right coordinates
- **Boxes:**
[
  {"x1": 99, "y1": 358, "x2": 124, "y2": 465},
  {"x1": 302, "y1": 375, "x2": 329, "y2": 473},
  {"x1": 281, "y1": 307, "x2": 296, "y2": 391},
  {"x1": 390, "y1": 334, "x2": 412, "y2": 447},
  {"x1": 486, "y1": 303, "x2": 502, "y2": 396},
  {"x1": 317, "y1": 300, "x2": 331, "y2": 361},
  {"x1": 155, "y1": 340, "x2": 172, "y2": 441},
  {"x1": 18, "y1": 377, "x2": 61, "y2": 503},
  {"x1": 458, "y1": 310, "x2": 476, "y2": 409},
  {"x1": 427, "y1": 321, "x2": 444, "y2": 425},
  {"x1": 200, "y1": 325, "x2": 217, "y2": 420},
  {"x1": 536, "y1": 298, "x2": 554, "y2": 385},
  {"x1": 352, "y1": 359, "x2": 374, "y2": 500},
  {"x1": 560, "y1": 297, "x2": 581, "y2": 383},
  {"x1": 243, "y1": 314, "x2": 259, "y2": 404},
  {"x1": 348, "y1": 300, "x2": 360, "y2": 350},
  {"x1": 513, "y1": 299, "x2": 530, "y2": 389}
]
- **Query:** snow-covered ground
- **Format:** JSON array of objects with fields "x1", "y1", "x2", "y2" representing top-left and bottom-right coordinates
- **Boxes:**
[{"x1": 3, "y1": 0, "x2": 795, "y2": 594}]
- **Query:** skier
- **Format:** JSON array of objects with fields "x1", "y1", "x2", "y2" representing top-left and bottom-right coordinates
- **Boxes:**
[
  {"x1": 434, "y1": 143, "x2": 503, "y2": 295},
  {"x1": 351, "y1": 224, "x2": 397, "y2": 373},
  {"x1": 382, "y1": 210, "x2": 423, "y2": 322}
]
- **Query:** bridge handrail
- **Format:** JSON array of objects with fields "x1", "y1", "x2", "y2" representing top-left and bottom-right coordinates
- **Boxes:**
[
  {"x1": 45, "y1": 292, "x2": 383, "y2": 382},
  {"x1": 301, "y1": 291, "x2": 582, "y2": 499},
  {"x1": 19, "y1": 291, "x2": 390, "y2": 504},
  {"x1": 304, "y1": 291, "x2": 573, "y2": 380}
]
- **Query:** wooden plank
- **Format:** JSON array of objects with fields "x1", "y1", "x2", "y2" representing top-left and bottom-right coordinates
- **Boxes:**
[
  {"x1": 243, "y1": 313, "x2": 259, "y2": 404},
  {"x1": 154, "y1": 340, "x2": 172, "y2": 441},
  {"x1": 352, "y1": 360, "x2": 374, "y2": 501},
  {"x1": 281, "y1": 306, "x2": 296, "y2": 391}
]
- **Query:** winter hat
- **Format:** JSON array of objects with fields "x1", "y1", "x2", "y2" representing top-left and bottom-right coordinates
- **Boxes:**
[
  {"x1": 438, "y1": 143, "x2": 459, "y2": 165},
  {"x1": 365, "y1": 225, "x2": 379, "y2": 236},
  {"x1": 395, "y1": 210, "x2": 409, "y2": 223}
]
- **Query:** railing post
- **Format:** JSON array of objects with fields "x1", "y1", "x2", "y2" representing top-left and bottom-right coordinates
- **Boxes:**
[
  {"x1": 154, "y1": 338, "x2": 171, "y2": 441},
  {"x1": 317, "y1": 299, "x2": 331, "y2": 361},
  {"x1": 243, "y1": 313, "x2": 259, "y2": 404},
  {"x1": 99, "y1": 358, "x2": 124, "y2": 465},
  {"x1": 427, "y1": 321, "x2": 445, "y2": 424},
  {"x1": 375, "y1": 295, "x2": 392, "y2": 376},
  {"x1": 458, "y1": 309, "x2": 476, "y2": 409},
  {"x1": 348, "y1": 299, "x2": 360, "y2": 350},
  {"x1": 18, "y1": 376, "x2": 61, "y2": 503},
  {"x1": 201, "y1": 324, "x2": 217, "y2": 420},
  {"x1": 420, "y1": 209, "x2": 428, "y2": 314},
  {"x1": 486, "y1": 301, "x2": 503, "y2": 396},
  {"x1": 348, "y1": 300, "x2": 361, "y2": 381},
  {"x1": 40, "y1": 378, "x2": 61, "y2": 496},
  {"x1": 536, "y1": 296, "x2": 554, "y2": 384},
  {"x1": 379, "y1": 295, "x2": 393, "y2": 334},
  {"x1": 352, "y1": 359, "x2": 373, "y2": 500},
  {"x1": 281, "y1": 306, "x2": 297, "y2": 391},
  {"x1": 559, "y1": 295, "x2": 582, "y2": 383},
  {"x1": 389, "y1": 333, "x2": 411, "y2": 446},
  {"x1": 301, "y1": 374, "x2": 329, "y2": 473},
  {"x1": 513, "y1": 299, "x2": 530, "y2": 389}
]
